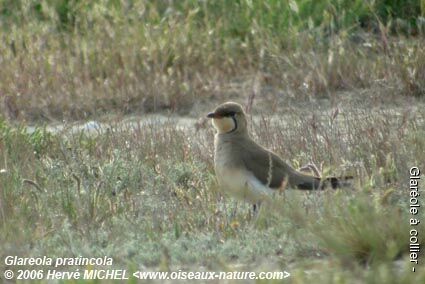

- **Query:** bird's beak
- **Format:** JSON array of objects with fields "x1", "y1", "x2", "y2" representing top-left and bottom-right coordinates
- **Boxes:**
[{"x1": 207, "y1": 112, "x2": 217, "y2": 118}]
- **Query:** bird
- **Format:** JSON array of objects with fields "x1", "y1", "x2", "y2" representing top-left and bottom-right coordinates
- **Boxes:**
[{"x1": 207, "y1": 101, "x2": 352, "y2": 206}]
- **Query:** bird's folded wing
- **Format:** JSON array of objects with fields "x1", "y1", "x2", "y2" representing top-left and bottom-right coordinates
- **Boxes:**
[
  {"x1": 240, "y1": 142, "x2": 294, "y2": 188},
  {"x1": 240, "y1": 140, "x2": 321, "y2": 189}
]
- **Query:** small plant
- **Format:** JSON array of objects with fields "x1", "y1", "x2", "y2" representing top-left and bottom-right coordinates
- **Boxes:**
[
  {"x1": 0, "y1": 1, "x2": 424, "y2": 282},
  {"x1": 0, "y1": 1, "x2": 423, "y2": 121}
]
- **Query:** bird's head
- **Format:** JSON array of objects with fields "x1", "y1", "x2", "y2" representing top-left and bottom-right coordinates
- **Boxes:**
[{"x1": 207, "y1": 102, "x2": 248, "y2": 134}]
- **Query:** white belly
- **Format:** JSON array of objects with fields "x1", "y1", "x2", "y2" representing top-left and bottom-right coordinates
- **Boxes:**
[
  {"x1": 215, "y1": 166, "x2": 274, "y2": 203},
  {"x1": 214, "y1": 134, "x2": 274, "y2": 203}
]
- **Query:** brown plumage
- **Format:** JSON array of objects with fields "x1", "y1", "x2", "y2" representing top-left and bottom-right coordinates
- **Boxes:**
[{"x1": 207, "y1": 102, "x2": 352, "y2": 203}]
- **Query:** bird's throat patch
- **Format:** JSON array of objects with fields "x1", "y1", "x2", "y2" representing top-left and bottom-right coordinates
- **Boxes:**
[{"x1": 212, "y1": 116, "x2": 236, "y2": 134}]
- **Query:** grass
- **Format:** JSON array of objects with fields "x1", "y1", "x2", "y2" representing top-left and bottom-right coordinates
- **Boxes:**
[
  {"x1": 0, "y1": 0, "x2": 424, "y2": 121},
  {"x1": 1, "y1": 105, "x2": 424, "y2": 282},
  {"x1": 1, "y1": 0, "x2": 425, "y2": 283}
]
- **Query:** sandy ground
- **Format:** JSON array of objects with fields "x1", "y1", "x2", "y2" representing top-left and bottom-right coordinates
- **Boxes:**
[{"x1": 22, "y1": 86, "x2": 425, "y2": 136}]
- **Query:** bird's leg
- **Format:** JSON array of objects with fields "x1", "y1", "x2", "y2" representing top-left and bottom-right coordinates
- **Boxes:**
[
  {"x1": 231, "y1": 201, "x2": 238, "y2": 219},
  {"x1": 249, "y1": 203, "x2": 257, "y2": 221},
  {"x1": 252, "y1": 202, "x2": 262, "y2": 215}
]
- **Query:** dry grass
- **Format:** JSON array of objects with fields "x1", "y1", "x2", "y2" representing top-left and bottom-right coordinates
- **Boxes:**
[
  {"x1": 0, "y1": 1, "x2": 424, "y2": 121},
  {"x1": 1, "y1": 104, "x2": 424, "y2": 282},
  {"x1": 1, "y1": 1, "x2": 424, "y2": 283}
]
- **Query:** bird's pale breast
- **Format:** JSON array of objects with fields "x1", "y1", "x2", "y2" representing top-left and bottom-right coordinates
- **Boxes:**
[{"x1": 214, "y1": 134, "x2": 273, "y2": 203}]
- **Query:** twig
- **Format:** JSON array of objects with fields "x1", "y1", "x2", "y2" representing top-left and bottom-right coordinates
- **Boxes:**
[
  {"x1": 22, "y1": 179, "x2": 44, "y2": 193},
  {"x1": 72, "y1": 174, "x2": 81, "y2": 197}
]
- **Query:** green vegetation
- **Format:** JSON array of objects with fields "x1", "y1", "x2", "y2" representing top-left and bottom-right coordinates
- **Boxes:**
[
  {"x1": 0, "y1": 0, "x2": 424, "y2": 121},
  {"x1": 1, "y1": 107, "x2": 424, "y2": 282},
  {"x1": 1, "y1": 1, "x2": 425, "y2": 283}
]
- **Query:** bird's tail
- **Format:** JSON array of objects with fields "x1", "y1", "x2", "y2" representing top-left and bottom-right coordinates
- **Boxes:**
[
  {"x1": 294, "y1": 172, "x2": 354, "y2": 190},
  {"x1": 323, "y1": 176, "x2": 354, "y2": 189},
  {"x1": 293, "y1": 163, "x2": 354, "y2": 190}
]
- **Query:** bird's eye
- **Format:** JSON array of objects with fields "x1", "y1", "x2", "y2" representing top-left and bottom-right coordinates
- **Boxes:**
[{"x1": 227, "y1": 111, "x2": 236, "y2": 117}]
